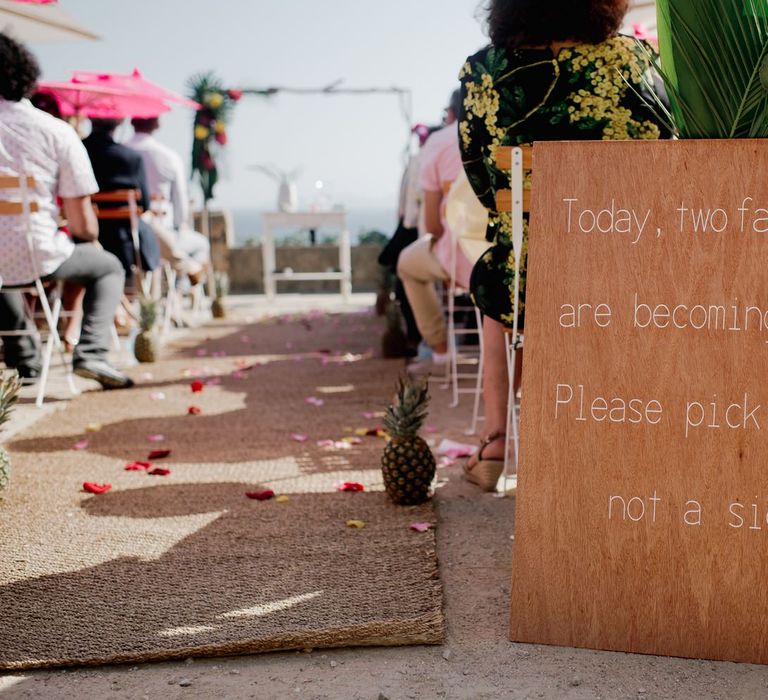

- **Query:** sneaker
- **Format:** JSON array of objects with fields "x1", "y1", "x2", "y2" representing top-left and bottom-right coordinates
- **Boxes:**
[
  {"x1": 16, "y1": 365, "x2": 41, "y2": 386},
  {"x1": 73, "y1": 360, "x2": 134, "y2": 390}
]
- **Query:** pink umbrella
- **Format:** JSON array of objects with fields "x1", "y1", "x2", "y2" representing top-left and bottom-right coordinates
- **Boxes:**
[
  {"x1": 71, "y1": 68, "x2": 200, "y2": 110},
  {"x1": 36, "y1": 80, "x2": 171, "y2": 119}
]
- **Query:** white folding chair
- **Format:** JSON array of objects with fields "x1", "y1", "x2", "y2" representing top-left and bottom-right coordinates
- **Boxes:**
[
  {"x1": 442, "y1": 236, "x2": 484, "y2": 436},
  {"x1": 0, "y1": 173, "x2": 78, "y2": 406},
  {"x1": 494, "y1": 145, "x2": 532, "y2": 488}
]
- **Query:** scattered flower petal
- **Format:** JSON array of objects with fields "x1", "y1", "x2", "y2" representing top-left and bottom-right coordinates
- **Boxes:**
[
  {"x1": 437, "y1": 438, "x2": 477, "y2": 458},
  {"x1": 362, "y1": 411, "x2": 385, "y2": 419},
  {"x1": 207, "y1": 376, "x2": 222, "y2": 386},
  {"x1": 125, "y1": 461, "x2": 152, "y2": 471},
  {"x1": 336, "y1": 482, "x2": 365, "y2": 492},
  {"x1": 341, "y1": 436, "x2": 362, "y2": 445},
  {"x1": 424, "y1": 425, "x2": 439, "y2": 434},
  {"x1": 305, "y1": 396, "x2": 324, "y2": 407},
  {"x1": 212, "y1": 351, "x2": 227, "y2": 358},
  {"x1": 148, "y1": 434, "x2": 165, "y2": 443},
  {"x1": 188, "y1": 405, "x2": 203, "y2": 415},
  {"x1": 346, "y1": 519, "x2": 366, "y2": 529},
  {"x1": 190, "y1": 380, "x2": 205, "y2": 393},
  {"x1": 410, "y1": 522, "x2": 433, "y2": 532},
  {"x1": 291, "y1": 433, "x2": 309, "y2": 443},
  {"x1": 276, "y1": 495, "x2": 290, "y2": 503},
  {"x1": 83, "y1": 482, "x2": 111, "y2": 495},
  {"x1": 150, "y1": 391, "x2": 165, "y2": 401},
  {"x1": 240, "y1": 335, "x2": 250, "y2": 343},
  {"x1": 148, "y1": 449, "x2": 171, "y2": 459},
  {"x1": 148, "y1": 467, "x2": 171, "y2": 476},
  {"x1": 72, "y1": 439, "x2": 89, "y2": 450},
  {"x1": 142, "y1": 372, "x2": 154, "y2": 380},
  {"x1": 246, "y1": 489, "x2": 275, "y2": 501},
  {"x1": 85, "y1": 423, "x2": 102, "y2": 433},
  {"x1": 231, "y1": 370, "x2": 245, "y2": 379},
  {"x1": 195, "y1": 349, "x2": 208, "y2": 357}
]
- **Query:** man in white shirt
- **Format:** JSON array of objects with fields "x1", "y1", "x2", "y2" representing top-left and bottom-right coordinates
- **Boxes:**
[
  {"x1": 127, "y1": 118, "x2": 210, "y2": 280},
  {"x1": 0, "y1": 32, "x2": 132, "y2": 389}
]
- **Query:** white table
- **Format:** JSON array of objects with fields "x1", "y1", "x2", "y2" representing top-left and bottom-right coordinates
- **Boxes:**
[{"x1": 261, "y1": 211, "x2": 352, "y2": 300}]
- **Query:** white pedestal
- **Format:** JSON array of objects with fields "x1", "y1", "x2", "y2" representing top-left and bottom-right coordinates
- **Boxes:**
[{"x1": 261, "y1": 211, "x2": 352, "y2": 300}]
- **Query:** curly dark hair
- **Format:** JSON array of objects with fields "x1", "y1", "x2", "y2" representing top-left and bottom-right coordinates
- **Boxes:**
[
  {"x1": 486, "y1": 0, "x2": 629, "y2": 50},
  {"x1": 0, "y1": 33, "x2": 40, "y2": 101}
]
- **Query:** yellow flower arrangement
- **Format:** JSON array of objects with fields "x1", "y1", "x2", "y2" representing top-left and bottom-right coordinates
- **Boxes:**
[{"x1": 205, "y1": 92, "x2": 224, "y2": 109}]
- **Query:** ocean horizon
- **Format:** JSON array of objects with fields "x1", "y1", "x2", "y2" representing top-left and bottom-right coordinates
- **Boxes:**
[{"x1": 228, "y1": 207, "x2": 398, "y2": 248}]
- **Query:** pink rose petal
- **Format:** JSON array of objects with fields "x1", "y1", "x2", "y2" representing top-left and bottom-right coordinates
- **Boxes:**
[
  {"x1": 305, "y1": 396, "x2": 324, "y2": 407},
  {"x1": 72, "y1": 439, "x2": 89, "y2": 450},
  {"x1": 410, "y1": 522, "x2": 433, "y2": 533},
  {"x1": 148, "y1": 434, "x2": 165, "y2": 443},
  {"x1": 291, "y1": 433, "x2": 309, "y2": 443}
]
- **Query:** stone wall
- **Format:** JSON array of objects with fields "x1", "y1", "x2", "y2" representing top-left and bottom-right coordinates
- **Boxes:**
[
  {"x1": 227, "y1": 244, "x2": 385, "y2": 293},
  {"x1": 192, "y1": 209, "x2": 385, "y2": 293}
]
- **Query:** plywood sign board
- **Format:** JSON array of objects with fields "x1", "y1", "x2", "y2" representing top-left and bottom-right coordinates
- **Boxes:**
[{"x1": 510, "y1": 140, "x2": 768, "y2": 664}]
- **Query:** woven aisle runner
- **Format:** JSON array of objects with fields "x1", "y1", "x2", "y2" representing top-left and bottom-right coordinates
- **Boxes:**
[{"x1": 0, "y1": 309, "x2": 443, "y2": 669}]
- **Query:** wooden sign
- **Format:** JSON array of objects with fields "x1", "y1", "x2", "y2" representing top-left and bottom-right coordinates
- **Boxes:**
[{"x1": 510, "y1": 140, "x2": 768, "y2": 664}]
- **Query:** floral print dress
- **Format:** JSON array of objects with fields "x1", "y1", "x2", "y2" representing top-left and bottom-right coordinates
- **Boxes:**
[{"x1": 458, "y1": 35, "x2": 670, "y2": 328}]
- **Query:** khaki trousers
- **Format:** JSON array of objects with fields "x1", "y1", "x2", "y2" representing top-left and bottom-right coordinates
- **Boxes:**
[{"x1": 396, "y1": 235, "x2": 449, "y2": 348}]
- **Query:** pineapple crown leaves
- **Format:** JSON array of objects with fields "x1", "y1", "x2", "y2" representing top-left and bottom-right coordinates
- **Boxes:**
[
  {"x1": 138, "y1": 296, "x2": 159, "y2": 332},
  {"x1": 214, "y1": 271, "x2": 229, "y2": 298},
  {"x1": 383, "y1": 374, "x2": 431, "y2": 439},
  {"x1": 0, "y1": 372, "x2": 22, "y2": 435}
]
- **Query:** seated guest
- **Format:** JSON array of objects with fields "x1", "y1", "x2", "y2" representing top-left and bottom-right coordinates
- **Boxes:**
[
  {"x1": 397, "y1": 90, "x2": 473, "y2": 371},
  {"x1": 82, "y1": 118, "x2": 161, "y2": 285},
  {"x1": 0, "y1": 32, "x2": 133, "y2": 389},
  {"x1": 127, "y1": 117, "x2": 210, "y2": 283}
]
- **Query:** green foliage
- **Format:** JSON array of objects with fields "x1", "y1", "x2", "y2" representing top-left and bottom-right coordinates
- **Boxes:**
[
  {"x1": 656, "y1": 0, "x2": 768, "y2": 137},
  {"x1": 358, "y1": 230, "x2": 388, "y2": 246}
]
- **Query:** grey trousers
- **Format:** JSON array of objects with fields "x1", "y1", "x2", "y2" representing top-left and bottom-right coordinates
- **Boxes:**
[{"x1": 0, "y1": 244, "x2": 125, "y2": 369}]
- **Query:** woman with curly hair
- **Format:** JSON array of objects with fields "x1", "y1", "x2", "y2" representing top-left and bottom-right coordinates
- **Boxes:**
[{"x1": 460, "y1": 0, "x2": 670, "y2": 490}]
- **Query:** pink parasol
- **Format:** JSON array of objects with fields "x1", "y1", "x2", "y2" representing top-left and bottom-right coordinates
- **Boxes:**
[
  {"x1": 35, "y1": 80, "x2": 171, "y2": 119},
  {"x1": 71, "y1": 68, "x2": 200, "y2": 110}
]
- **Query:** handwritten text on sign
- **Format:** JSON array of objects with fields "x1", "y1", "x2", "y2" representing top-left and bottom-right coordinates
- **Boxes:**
[{"x1": 509, "y1": 140, "x2": 768, "y2": 665}]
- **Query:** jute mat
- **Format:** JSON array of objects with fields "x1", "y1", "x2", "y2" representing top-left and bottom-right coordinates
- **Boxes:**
[{"x1": 0, "y1": 308, "x2": 443, "y2": 669}]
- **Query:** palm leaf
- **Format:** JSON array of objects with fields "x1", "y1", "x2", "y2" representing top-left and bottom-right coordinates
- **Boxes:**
[{"x1": 656, "y1": 0, "x2": 768, "y2": 137}]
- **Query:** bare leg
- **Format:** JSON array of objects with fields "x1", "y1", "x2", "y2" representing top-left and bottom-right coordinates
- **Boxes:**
[{"x1": 467, "y1": 316, "x2": 508, "y2": 466}]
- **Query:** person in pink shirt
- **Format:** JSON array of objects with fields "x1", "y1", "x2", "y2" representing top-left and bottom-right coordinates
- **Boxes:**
[{"x1": 397, "y1": 90, "x2": 473, "y2": 369}]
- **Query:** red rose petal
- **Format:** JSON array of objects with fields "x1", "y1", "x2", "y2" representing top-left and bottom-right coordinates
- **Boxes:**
[
  {"x1": 83, "y1": 482, "x2": 111, "y2": 495},
  {"x1": 148, "y1": 468, "x2": 171, "y2": 476},
  {"x1": 337, "y1": 482, "x2": 365, "y2": 492},
  {"x1": 124, "y1": 461, "x2": 152, "y2": 471},
  {"x1": 148, "y1": 449, "x2": 171, "y2": 460},
  {"x1": 246, "y1": 489, "x2": 275, "y2": 501},
  {"x1": 188, "y1": 405, "x2": 202, "y2": 415},
  {"x1": 190, "y1": 380, "x2": 205, "y2": 393}
]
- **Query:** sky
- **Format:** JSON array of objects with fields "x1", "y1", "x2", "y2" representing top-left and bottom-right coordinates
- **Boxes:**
[{"x1": 31, "y1": 0, "x2": 489, "y2": 213}]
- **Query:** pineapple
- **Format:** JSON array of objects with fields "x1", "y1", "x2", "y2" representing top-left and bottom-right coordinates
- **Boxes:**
[
  {"x1": 0, "y1": 372, "x2": 22, "y2": 499},
  {"x1": 381, "y1": 375, "x2": 436, "y2": 505},
  {"x1": 134, "y1": 296, "x2": 159, "y2": 363},
  {"x1": 211, "y1": 271, "x2": 229, "y2": 319}
]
